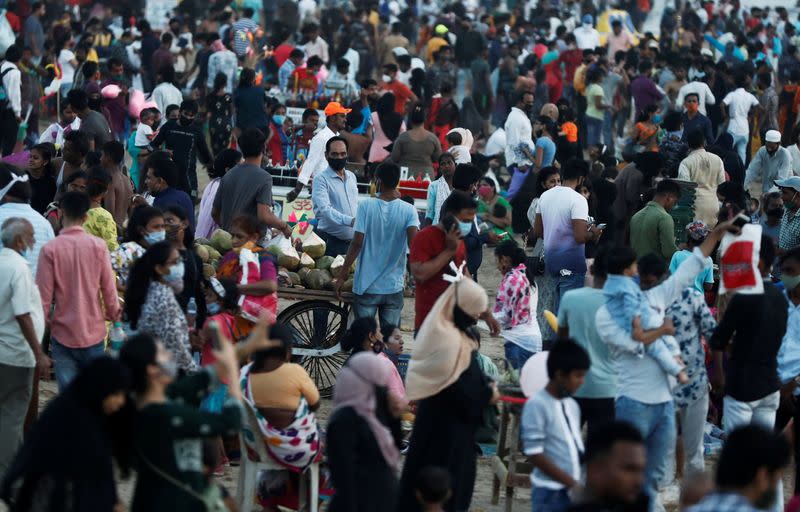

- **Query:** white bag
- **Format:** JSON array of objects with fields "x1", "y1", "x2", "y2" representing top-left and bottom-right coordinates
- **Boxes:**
[
  {"x1": 718, "y1": 223, "x2": 764, "y2": 295},
  {"x1": 0, "y1": 11, "x2": 14, "y2": 58}
]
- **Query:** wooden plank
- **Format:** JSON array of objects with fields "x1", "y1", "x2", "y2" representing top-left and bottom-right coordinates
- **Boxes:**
[{"x1": 277, "y1": 287, "x2": 354, "y2": 303}]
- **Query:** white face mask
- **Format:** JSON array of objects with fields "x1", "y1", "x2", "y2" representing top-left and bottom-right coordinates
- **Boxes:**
[{"x1": 382, "y1": 74, "x2": 392, "y2": 83}]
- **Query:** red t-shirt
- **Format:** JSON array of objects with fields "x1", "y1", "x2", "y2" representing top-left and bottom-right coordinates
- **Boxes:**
[
  {"x1": 382, "y1": 80, "x2": 414, "y2": 115},
  {"x1": 409, "y1": 226, "x2": 466, "y2": 330},
  {"x1": 273, "y1": 43, "x2": 294, "y2": 67}
]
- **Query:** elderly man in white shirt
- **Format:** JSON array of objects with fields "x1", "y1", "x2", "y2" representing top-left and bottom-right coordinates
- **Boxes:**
[
  {"x1": 745, "y1": 130, "x2": 793, "y2": 194},
  {"x1": 595, "y1": 221, "x2": 730, "y2": 512},
  {"x1": 0, "y1": 217, "x2": 49, "y2": 477},
  {"x1": 286, "y1": 102, "x2": 350, "y2": 203}
]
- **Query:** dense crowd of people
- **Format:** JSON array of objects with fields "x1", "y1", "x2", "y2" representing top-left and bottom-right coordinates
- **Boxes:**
[{"x1": 4, "y1": 0, "x2": 800, "y2": 511}]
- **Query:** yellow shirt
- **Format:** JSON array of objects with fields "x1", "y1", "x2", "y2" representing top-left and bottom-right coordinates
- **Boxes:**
[
  {"x1": 250, "y1": 363, "x2": 320, "y2": 411},
  {"x1": 84, "y1": 207, "x2": 118, "y2": 251},
  {"x1": 86, "y1": 48, "x2": 99, "y2": 63},
  {"x1": 426, "y1": 37, "x2": 449, "y2": 64}
]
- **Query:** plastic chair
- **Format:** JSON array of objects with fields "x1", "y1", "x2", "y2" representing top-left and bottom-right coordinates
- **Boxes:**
[{"x1": 237, "y1": 401, "x2": 319, "y2": 512}]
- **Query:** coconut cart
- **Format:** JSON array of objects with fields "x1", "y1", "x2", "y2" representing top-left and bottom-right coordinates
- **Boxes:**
[{"x1": 277, "y1": 287, "x2": 355, "y2": 398}]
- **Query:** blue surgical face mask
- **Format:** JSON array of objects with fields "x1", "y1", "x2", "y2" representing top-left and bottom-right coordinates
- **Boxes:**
[
  {"x1": 783, "y1": 273, "x2": 800, "y2": 291},
  {"x1": 653, "y1": 114, "x2": 663, "y2": 124},
  {"x1": 273, "y1": 114, "x2": 285, "y2": 126},
  {"x1": 165, "y1": 260, "x2": 185, "y2": 291},
  {"x1": 458, "y1": 220, "x2": 473, "y2": 237},
  {"x1": 207, "y1": 303, "x2": 221, "y2": 315},
  {"x1": 144, "y1": 230, "x2": 166, "y2": 245}
]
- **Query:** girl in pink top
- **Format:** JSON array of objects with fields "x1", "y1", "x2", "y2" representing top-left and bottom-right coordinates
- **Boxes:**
[
  {"x1": 341, "y1": 317, "x2": 407, "y2": 404},
  {"x1": 368, "y1": 93, "x2": 406, "y2": 164}
]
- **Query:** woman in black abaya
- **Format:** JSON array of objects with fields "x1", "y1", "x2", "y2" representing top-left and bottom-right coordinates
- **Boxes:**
[
  {"x1": 396, "y1": 275, "x2": 498, "y2": 512},
  {"x1": 1, "y1": 357, "x2": 132, "y2": 512}
]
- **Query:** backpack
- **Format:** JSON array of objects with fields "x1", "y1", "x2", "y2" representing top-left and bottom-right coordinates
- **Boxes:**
[{"x1": 0, "y1": 66, "x2": 13, "y2": 110}]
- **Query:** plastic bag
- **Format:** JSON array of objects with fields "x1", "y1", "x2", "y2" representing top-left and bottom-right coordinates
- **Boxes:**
[
  {"x1": 0, "y1": 12, "x2": 14, "y2": 58},
  {"x1": 719, "y1": 223, "x2": 763, "y2": 295},
  {"x1": 237, "y1": 245, "x2": 277, "y2": 323}
]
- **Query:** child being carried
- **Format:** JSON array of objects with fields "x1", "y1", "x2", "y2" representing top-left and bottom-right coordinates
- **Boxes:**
[{"x1": 603, "y1": 248, "x2": 689, "y2": 384}]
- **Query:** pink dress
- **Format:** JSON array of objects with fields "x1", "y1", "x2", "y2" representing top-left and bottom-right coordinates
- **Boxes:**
[
  {"x1": 368, "y1": 112, "x2": 406, "y2": 163},
  {"x1": 378, "y1": 351, "x2": 407, "y2": 406}
]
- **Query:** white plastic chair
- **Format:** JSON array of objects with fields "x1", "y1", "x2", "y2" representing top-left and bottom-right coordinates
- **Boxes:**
[{"x1": 237, "y1": 400, "x2": 320, "y2": 512}]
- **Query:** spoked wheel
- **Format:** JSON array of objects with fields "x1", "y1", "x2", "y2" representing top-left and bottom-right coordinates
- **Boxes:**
[{"x1": 278, "y1": 300, "x2": 349, "y2": 397}]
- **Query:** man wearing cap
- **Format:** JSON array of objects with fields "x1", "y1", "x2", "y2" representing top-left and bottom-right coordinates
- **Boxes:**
[
  {"x1": 744, "y1": 131, "x2": 793, "y2": 194},
  {"x1": 426, "y1": 24, "x2": 450, "y2": 64},
  {"x1": 574, "y1": 15, "x2": 600, "y2": 51},
  {"x1": 776, "y1": 177, "x2": 800, "y2": 251},
  {"x1": 287, "y1": 102, "x2": 350, "y2": 203}
]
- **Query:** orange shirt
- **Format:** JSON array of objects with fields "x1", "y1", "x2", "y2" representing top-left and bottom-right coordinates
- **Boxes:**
[
  {"x1": 250, "y1": 363, "x2": 320, "y2": 410},
  {"x1": 561, "y1": 122, "x2": 578, "y2": 143},
  {"x1": 382, "y1": 80, "x2": 414, "y2": 115}
]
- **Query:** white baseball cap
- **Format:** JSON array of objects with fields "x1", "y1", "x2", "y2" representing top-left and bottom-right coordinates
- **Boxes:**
[{"x1": 765, "y1": 130, "x2": 781, "y2": 143}]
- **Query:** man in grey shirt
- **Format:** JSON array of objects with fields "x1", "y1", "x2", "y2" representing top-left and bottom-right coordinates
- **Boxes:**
[
  {"x1": 595, "y1": 220, "x2": 732, "y2": 512},
  {"x1": 212, "y1": 128, "x2": 292, "y2": 238},
  {"x1": 23, "y1": 2, "x2": 45, "y2": 62},
  {"x1": 66, "y1": 89, "x2": 111, "y2": 151}
]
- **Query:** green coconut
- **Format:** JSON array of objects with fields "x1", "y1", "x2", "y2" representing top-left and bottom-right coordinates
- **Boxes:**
[
  {"x1": 315, "y1": 255, "x2": 335, "y2": 270},
  {"x1": 299, "y1": 252, "x2": 315, "y2": 269},
  {"x1": 277, "y1": 245, "x2": 301, "y2": 271},
  {"x1": 209, "y1": 229, "x2": 233, "y2": 253},
  {"x1": 202, "y1": 263, "x2": 216, "y2": 279},
  {"x1": 205, "y1": 246, "x2": 221, "y2": 261},
  {"x1": 341, "y1": 278, "x2": 354, "y2": 292},
  {"x1": 287, "y1": 272, "x2": 301, "y2": 286},
  {"x1": 195, "y1": 245, "x2": 210, "y2": 263},
  {"x1": 329, "y1": 255, "x2": 346, "y2": 276},
  {"x1": 302, "y1": 231, "x2": 327, "y2": 259},
  {"x1": 194, "y1": 237, "x2": 211, "y2": 247},
  {"x1": 302, "y1": 269, "x2": 332, "y2": 290}
]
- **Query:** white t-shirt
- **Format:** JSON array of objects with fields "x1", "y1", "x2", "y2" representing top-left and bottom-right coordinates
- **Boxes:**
[
  {"x1": 58, "y1": 48, "x2": 76, "y2": 84},
  {"x1": 535, "y1": 186, "x2": 589, "y2": 274},
  {"x1": 723, "y1": 87, "x2": 759, "y2": 136},
  {"x1": 135, "y1": 123, "x2": 154, "y2": 147},
  {"x1": 676, "y1": 81, "x2": 716, "y2": 115}
]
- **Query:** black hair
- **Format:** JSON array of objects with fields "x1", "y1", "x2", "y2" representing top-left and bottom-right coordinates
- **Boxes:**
[
  {"x1": 161, "y1": 32, "x2": 173, "y2": 45},
  {"x1": 211, "y1": 148, "x2": 242, "y2": 180},
  {"x1": 662, "y1": 110, "x2": 683, "y2": 132},
  {"x1": 164, "y1": 204, "x2": 194, "y2": 247},
  {"x1": 85, "y1": 151, "x2": 101, "y2": 168},
  {"x1": 289, "y1": 48, "x2": 304, "y2": 60},
  {"x1": 82, "y1": 60, "x2": 99, "y2": 80},
  {"x1": 209, "y1": 277, "x2": 240, "y2": 312},
  {"x1": 238, "y1": 128, "x2": 267, "y2": 158},
  {"x1": 415, "y1": 466, "x2": 451, "y2": 504},
  {"x1": 716, "y1": 424, "x2": 789, "y2": 488},
  {"x1": 238, "y1": 67, "x2": 256, "y2": 88},
  {"x1": 125, "y1": 241, "x2": 175, "y2": 328},
  {"x1": 326, "y1": 135, "x2": 349, "y2": 153},
  {"x1": 30, "y1": 143, "x2": 55, "y2": 178},
  {"x1": 0, "y1": 164, "x2": 31, "y2": 202},
  {"x1": 307, "y1": 56, "x2": 323, "y2": 68},
  {"x1": 592, "y1": 246, "x2": 609, "y2": 281},
  {"x1": 145, "y1": 151, "x2": 179, "y2": 188},
  {"x1": 340, "y1": 316, "x2": 378, "y2": 354},
  {"x1": 635, "y1": 104, "x2": 659, "y2": 123},
  {"x1": 231, "y1": 214, "x2": 264, "y2": 239},
  {"x1": 686, "y1": 128, "x2": 705, "y2": 149},
  {"x1": 684, "y1": 92, "x2": 700, "y2": 102},
  {"x1": 125, "y1": 205, "x2": 163, "y2": 244},
  {"x1": 336, "y1": 57, "x2": 350, "y2": 71},
  {"x1": 655, "y1": 179, "x2": 681, "y2": 198},
  {"x1": 64, "y1": 130, "x2": 90, "y2": 156},
  {"x1": 546, "y1": 338, "x2": 591, "y2": 379},
  {"x1": 102, "y1": 140, "x2": 125, "y2": 165},
  {"x1": 494, "y1": 240, "x2": 526, "y2": 266},
  {"x1": 446, "y1": 132, "x2": 462, "y2": 146},
  {"x1": 584, "y1": 420, "x2": 644, "y2": 464},
  {"x1": 441, "y1": 190, "x2": 478, "y2": 218},
  {"x1": 606, "y1": 246, "x2": 638, "y2": 274},
  {"x1": 384, "y1": 63, "x2": 399, "y2": 73},
  {"x1": 242, "y1": 7, "x2": 255, "y2": 17},
  {"x1": 302, "y1": 108, "x2": 319, "y2": 122},
  {"x1": 637, "y1": 253, "x2": 668, "y2": 279},
  {"x1": 166, "y1": 104, "x2": 180, "y2": 117},
  {"x1": 86, "y1": 167, "x2": 111, "y2": 199},
  {"x1": 376, "y1": 162, "x2": 401, "y2": 189},
  {"x1": 560, "y1": 158, "x2": 590, "y2": 182},
  {"x1": 60, "y1": 190, "x2": 91, "y2": 221},
  {"x1": 213, "y1": 72, "x2": 227, "y2": 92},
  {"x1": 67, "y1": 89, "x2": 89, "y2": 111},
  {"x1": 410, "y1": 103, "x2": 426, "y2": 125},
  {"x1": 180, "y1": 99, "x2": 198, "y2": 114},
  {"x1": 119, "y1": 333, "x2": 158, "y2": 394},
  {"x1": 396, "y1": 54, "x2": 411, "y2": 67},
  {"x1": 252, "y1": 322, "x2": 295, "y2": 366},
  {"x1": 452, "y1": 163, "x2": 482, "y2": 192},
  {"x1": 4, "y1": 44, "x2": 20, "y2": 63},
  {"x1": 493, "y1": 203, "x2": 507, "y2": 217}
]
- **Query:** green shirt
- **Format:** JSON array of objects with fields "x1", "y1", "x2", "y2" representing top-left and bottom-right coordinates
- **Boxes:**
[
  {"x1": 132, "y1": 368, "x2": 242, "y2": 512},
  {"x1": 629, "y1": 201, "x2": 678, "y2": 261}
]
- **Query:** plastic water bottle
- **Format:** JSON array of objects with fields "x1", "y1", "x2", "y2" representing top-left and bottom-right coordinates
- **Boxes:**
[
  {"x1": 187, "y1": 297, "x2": 197, "y2": 329},
  {"x1": 109, "y1": 322, "x2": 126, "y2": 357}
]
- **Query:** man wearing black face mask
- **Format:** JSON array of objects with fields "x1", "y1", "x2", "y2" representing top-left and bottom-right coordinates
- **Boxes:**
[
  {"x1": 311, "y1": 136, "x2": 359, "y2": 257},
  {"x1": 150, "y1": 99, "x2": 213, "y2": 199}
]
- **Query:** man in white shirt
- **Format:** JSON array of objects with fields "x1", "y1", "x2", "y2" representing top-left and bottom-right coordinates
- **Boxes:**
[
  {"x1": 574, "y1": 14, "x2": 600, "y2": 51},
  {"x1": 722, "y1": 73, "x2": 761, "y2": 164},
  {"x1": 595, "y1": 221, "x2": 729, "y2": 511},
  {"x1": 676, "y1": 80, "x2": 716, "y2": 116},
  {"x1": 0, "y1": 217, "x2": 49, "y2": 477},
  {"x1": 504, "y1": 91, "x2": 535, "y2": 198},
  {"x1": 301, "y1": 23, "x2": 330, "y2": 65},
  {"x1": 286, "y1": 101, "x2": 350, "y2": 203},
  {"x1": 150, "y1": 65, "x2": 184, "y2": 117},
  {"x1": 744, "y1": 130, "x2": 793, "y2": 193},
  {"x1": 0, "y1": 45, "x2": 22, "y2": 157}
]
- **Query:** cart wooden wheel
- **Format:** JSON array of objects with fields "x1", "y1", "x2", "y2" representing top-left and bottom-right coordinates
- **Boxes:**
[{"x1": 277, "y1": 299, "x2": 350, "y2": 397}]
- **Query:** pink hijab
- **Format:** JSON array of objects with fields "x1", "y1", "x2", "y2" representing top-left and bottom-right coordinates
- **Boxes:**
[{"x1": 331, "y1": 352, "x2": 400, "y2": 470}]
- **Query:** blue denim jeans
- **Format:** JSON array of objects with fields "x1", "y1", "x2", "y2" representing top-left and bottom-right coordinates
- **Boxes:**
[
  {"x1": 729, "y1": 131, "x2": 748, "y2": 165},
  {"x1": 504, "y1": 341, "x2": 534, "y2": 370},
  {"x1": 615, "y1": 396, "x2": 676, "y2": 512},
  {"x1": 586, "y1": 116, "x2": 604, "y2": 147},
  {"x1": 553, "y1": 272, "x2": 586, "y2": 316},
  {"x1": 51, "y1": 338, "x2": 105, "y2": 391},
  {"x1": 531, "y1": 487, "x2": 571, "y2": 512},
  {"x1": 352, "y1": 291, "x2": 404, "y2": 332}
]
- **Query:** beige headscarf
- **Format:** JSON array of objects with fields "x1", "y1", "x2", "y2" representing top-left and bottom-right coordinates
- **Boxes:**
[{"x1": 405, "y1": 267, "x2": 488, "y2": 401}]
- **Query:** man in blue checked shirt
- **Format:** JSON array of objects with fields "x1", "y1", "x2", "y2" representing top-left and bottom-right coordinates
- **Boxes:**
[{"x1": 311, "y1": 136, "x2": 359, "y2": 257}]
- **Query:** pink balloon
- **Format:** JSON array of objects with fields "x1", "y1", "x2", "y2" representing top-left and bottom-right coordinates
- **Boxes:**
[
  {"x1": 128, "y1": 89, "x2": 145, "y2": 118},
  {"x1": 101, "y1": 84, "x2": 121, "y2": 99},
  {"x1": 520, "y1": 351, "x2": 550, "y2": 398}
]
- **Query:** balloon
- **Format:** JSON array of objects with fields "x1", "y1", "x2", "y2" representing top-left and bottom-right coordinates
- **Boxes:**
[
  {"x1": 543, "y1": 310, "x2": 558, "y2": 332},
  {"x1": 101, "y1": 84, "x2": 121, "y2": 99},
  {"x1": 520, "y1": 351, "x2": 549, "y2": 398},
  {"x1": 128, "y1": 88, "x2": 145, "y2": 118}
]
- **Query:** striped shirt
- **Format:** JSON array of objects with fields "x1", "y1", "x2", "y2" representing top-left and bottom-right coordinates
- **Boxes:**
[{"x1": 232, "y1": 17, "x2": 258, "y2": 57}]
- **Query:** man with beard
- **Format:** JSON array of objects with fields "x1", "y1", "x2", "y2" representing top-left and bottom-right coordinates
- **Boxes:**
[
  {"x1": 744, "y1": 130, "x2": 792, "y2": 194},
  {"x1": 567, "y1": 421, "x2": 649, "y2": 512},
  {"x1": 150, "y1": 99, "x2": 212, "y2": 199},
  {"x1": 687, "y1": 425, "x2": 788, "y2": 512}
]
